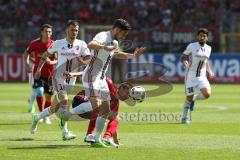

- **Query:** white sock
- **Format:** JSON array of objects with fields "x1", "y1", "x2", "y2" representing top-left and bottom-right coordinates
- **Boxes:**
[
  {"x1": 29, "y1": 88, "x2": 36, "y2": 107},
  {"x1": 62, "y1": 121, "x2": 68, "y2": 133},
  {"x1": 194, "y1": 92, "x2": 206, "y2": 100},
  {"x1": 36, "y1": 107, "x2": 52, "y2": 121},
  {"x1": 182, "y1": 100, "x2": 191, "y2": 119},
  {"x1": 70, "y1": 102, "x2": 93, "y2": 115},
  {"x1": 95, "y1": 116, "x2": 107, "y2": 142},
  {"x1": 56, "y1": 107, "x2": 72, "y2": 120}
]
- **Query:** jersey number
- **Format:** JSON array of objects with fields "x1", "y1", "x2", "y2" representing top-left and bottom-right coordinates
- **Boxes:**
[
  {"x1": 58, "y1": 84, "x2": 64, "y2": 90},
  {"x1": 187, "y1": 87, "x2": 194, "y2": 93}
]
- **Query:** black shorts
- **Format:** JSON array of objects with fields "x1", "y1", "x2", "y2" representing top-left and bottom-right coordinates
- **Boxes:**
[{"x1": 33, "y1": 76, "x2": 54, "y2": 95}]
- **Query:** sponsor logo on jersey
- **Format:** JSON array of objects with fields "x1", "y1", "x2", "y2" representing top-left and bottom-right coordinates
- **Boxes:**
[{"x1": 60, "y1": 52, "x2": 78, "y2": 56}]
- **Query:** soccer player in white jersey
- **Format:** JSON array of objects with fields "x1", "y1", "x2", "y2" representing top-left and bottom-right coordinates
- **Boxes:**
[
  {"x1": 30, "y1": 20, "x2": 91, "y2": 140},
  {"x1": 60, "y1": 19, "x2": 145, "y2": 147},
  {"x1": 180, "y1": 28, "x2": 214, "y2": 124}
]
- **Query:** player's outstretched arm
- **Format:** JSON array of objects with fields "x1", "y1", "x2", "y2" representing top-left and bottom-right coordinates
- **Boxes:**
[
  {"x1": 113, "y1": 47, "x2": 146, "y2": 59},
  {"x1": 64, "y1": 71, "x2": 83, "y2": 78},
  {"x1": 88, "y1": 40, "x2": 116, "y2": 51},
  {"x1": 45, "y1": 57, "x2": 57, "y2": 65},
  {"x1": 34, "y1": 51, "x2": 51, "y2": 79}
]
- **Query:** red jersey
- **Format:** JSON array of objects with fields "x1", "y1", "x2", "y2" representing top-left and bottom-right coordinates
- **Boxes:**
[
  {"x1": 106, "y1": 78, "x2": 119, "y2": 112},
  {"x1": 26, "y1": 38, "x2": 54, "y2": 78}
]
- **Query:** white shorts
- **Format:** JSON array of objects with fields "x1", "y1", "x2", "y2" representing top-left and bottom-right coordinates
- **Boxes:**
[
  {"x1": 82, "y1": 76, "x2": 110, "y2": 101},
  {"x1": 185, "y1": 76, "x2": 211, "y2": 96},
  {"x1": 52, "y1": 69, "x2": 76, "y2": 95}
]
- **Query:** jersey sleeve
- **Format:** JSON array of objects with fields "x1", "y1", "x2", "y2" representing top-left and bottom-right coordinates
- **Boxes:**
[
  {"x1": 80, "y1": 41, "x2": 91, "y2": 56},
  {"x1": 47, "y1": 41, "x2": 58, "y2": 54},
  {"x1": 183, "y1": 44, "x2": 192, "y2": 55},
  {"x1": 106, "y1": 78, "x2": 117, "y2": 96},
  {"x1": 208, "y1": 46, "x2": 212, "y2": 56},
  {"x1": 93, "y1": 32, "x2": 107, "y2": 44},
  {"x1": 26, "y1": 41, "x2": 35, "y2": 54},
  {"x1": 205, "y1": 46, "x2": 212, "y2": 59}
]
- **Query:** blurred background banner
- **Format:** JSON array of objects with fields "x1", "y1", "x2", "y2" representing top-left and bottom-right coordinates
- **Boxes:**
[
  {"x1": 128, "y1": 54, "x2": 240, "y2": 83},
  {"x1": 1, "y1": 54, "x2": 239, "y2": 83},
  {"x1": 0, "y1": 54, "x2": 26, "y2": 81}
]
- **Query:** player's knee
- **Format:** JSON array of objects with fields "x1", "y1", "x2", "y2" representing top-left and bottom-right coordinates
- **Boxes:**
[
  {"x1": 186, "y1": 96, "x2": 194, "y2": 102},
  {"x1": 204, "y1": 92, "x2": 210, "y2": 99},
  {"x1": 53, "y1": 104, "x2": 60, "y2": 113},
  {"x1": 49, "y1": 106, "x2": 56, "y2": 113},
  {"x1": 108, "y1": 112, "x2": 118, "y2": 120},
  {"x1": 202, "y1": 89, "x2": 211, "y2": 99},
  {"x1": 61, "y1": 99, "x2": 68, "y2": 104},
  {"x1": 57, "y1": 93, "x2": 68, "y2": 104},
  {"x1": 89, "y1": 98, "x2": 102, "y2": 108},
  {"x1": 36, "y1": 87, "x2": 44, "y2": 96}
]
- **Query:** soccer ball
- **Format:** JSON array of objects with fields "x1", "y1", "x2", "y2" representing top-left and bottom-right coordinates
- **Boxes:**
[{"x1": 129, "y1": 86, "x2": 146, "y2": 103}]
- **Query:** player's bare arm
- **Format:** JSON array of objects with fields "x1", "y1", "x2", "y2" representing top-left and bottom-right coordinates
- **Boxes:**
[
  {"x1": 34, "y1": 51, "x2": 52, "y2": 79},
  {"x1": 88, "y1": 40, "x2": 116, "y2": 51},
  {"x1": 45, "y1": 57, "x2": 57, "y2": 65},
  {"x1": 64, "y1": 71, "x2": 84, "y2": 78},
  {"x1": 23, "y1": 50, "x2": 32, "y2": 73},
  {"x1": 206, "y1": 61, "x2": 214, "y2": 79},
  {"x1": 77, "y1": 55, "x2": 92, "y2": 65},
  {"x1": 113, "y1": 47, "x2": 146, "y2": 59},
  {"x1": 180, "y1": 54, "x2": 190, "y2": 68}
]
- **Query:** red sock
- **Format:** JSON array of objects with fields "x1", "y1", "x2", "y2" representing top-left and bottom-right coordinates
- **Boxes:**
[
  {"x1": 44, "y1": 100, "x2": 51, "y2": 109},
  {"x1": 86, "y1": 109, "x2": 99, "y2": 135},
  {"x1": 103, "y1": 118, "x2": 119, "y2": 139},
  {"x1": 36, "y1": 96, "x2": 44, "y2": 112}
]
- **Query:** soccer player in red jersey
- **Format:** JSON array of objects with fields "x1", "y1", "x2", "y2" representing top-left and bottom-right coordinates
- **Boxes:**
[
  {"x1": 24, "y1": 24, "x2": 57, "y2": 124},
  {"x1": 72, "y1": 77, "x2": 133, "y2": 147}
]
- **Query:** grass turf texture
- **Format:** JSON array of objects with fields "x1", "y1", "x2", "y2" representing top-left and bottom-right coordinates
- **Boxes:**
[{"x1": 0, "y1": 83, "x2": 240, "y2": 160}]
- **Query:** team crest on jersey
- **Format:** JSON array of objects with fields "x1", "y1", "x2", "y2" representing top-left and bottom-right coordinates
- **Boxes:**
[
  {"x1": 62, "y1": 46, "x2": 65, "y2": 50},
  {"x1": 196, "y1": 49, "x2": 199, "y2": 52},
  {"x1": 76, "y1": 45, "x2": 79, "y2": 50}
]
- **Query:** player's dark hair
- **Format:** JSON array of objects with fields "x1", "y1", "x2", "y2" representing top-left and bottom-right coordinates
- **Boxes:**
[
  {"x1": 119, "y1": 82, "x2": 133, "y2": 91},
  {"x1": 197, "y1": 28, "x2": 208, "y2": 36},
  {"x1": 113, "y1": 19, "x2": 132, "y2": 31},
  {"x1": 40, "y1": 24, "x2": 52, "y2": 31},
  {"x1": 66, "y1": 20, "x2": 79, "y2": 28}
]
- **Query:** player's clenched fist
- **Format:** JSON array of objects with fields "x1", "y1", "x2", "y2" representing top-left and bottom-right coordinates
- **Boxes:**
[{"x1": 182, "y1": 60, "x2": 189, "y2": 68}]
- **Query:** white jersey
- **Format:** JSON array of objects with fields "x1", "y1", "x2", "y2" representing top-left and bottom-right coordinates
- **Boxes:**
[
  {"x1": 47, "y1": 38, "x2": 90, "y2": 92},
  {"x1": 48, "y1": 38, "x2": 90, "y2": 69},
  {"x1": 83, "y1": 31, "x2": 117, "y2": 81},
  {"x1": 183, "y1": 42, "x2": 211, "y2": 78}
]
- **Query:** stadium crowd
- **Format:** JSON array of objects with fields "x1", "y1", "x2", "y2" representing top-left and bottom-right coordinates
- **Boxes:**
[
  {"x1": 0, "y1": 0, "x2": 239, "y2": 53},
  {"x1": 0, "y1": 0, "x2": 239, "y2": 29}
]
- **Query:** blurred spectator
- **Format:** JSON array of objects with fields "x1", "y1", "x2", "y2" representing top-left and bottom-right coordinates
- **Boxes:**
[{"x1": 0, "y1": 0, "x2": 227, "y2": 29}]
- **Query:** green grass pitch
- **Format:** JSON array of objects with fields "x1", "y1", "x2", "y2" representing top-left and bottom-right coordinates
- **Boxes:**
[{"x1": 0, "y1": 83, "x2": 240, "y2": 160}]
